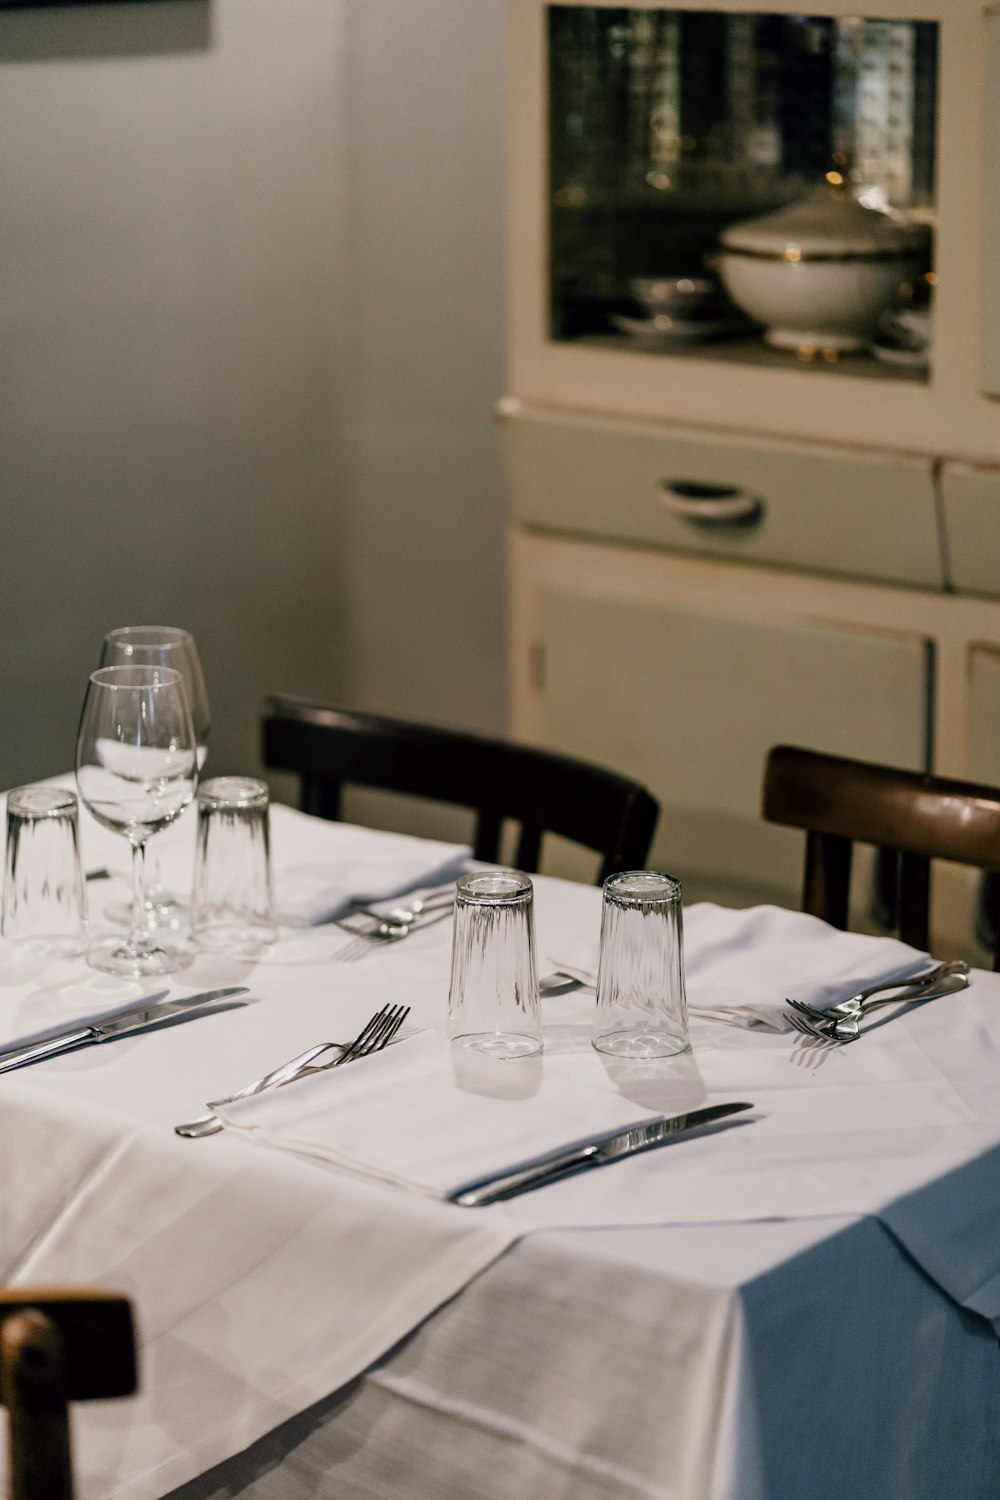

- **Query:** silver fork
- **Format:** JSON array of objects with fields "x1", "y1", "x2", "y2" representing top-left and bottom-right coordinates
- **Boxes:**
[
  {"x1": 786, "y1": 966, "x2": 970, "y2": 1045},
  {"x1": 787, "y1": 1010, "x2": 838, "y2": 1046},
  {"x1": 786, "y1": 960, "x2": 968, "y2": 1026},
  {"x1": 349, "y1": 889, "x2": 456, "y2": 925},
  {"x1": 174, "y1": 1004, "x2": 410, "y2": 1137},
  {"x1": 334, "y1": 904, "x2": 454, "y2": 962}
]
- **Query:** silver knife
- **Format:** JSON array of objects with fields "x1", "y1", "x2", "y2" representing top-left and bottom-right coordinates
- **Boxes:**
[
  {"x1": 448, "y1": 1100, "x2": 754, "y2": 1207},
  {"x1": 0, "y1": 987, "x2": 250, "y2": 1074}
]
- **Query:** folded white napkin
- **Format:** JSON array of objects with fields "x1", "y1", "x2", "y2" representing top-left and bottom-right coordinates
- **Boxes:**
[
  {"x1": 216, "y1": 1031, "x2": 659, "y2": 1198},
  {"x1": 271, "y1": 811, "x2": 471, "y2": 927},
  {"x1": 549, "y1": 902, "x2": 933, "y2": 1032}
]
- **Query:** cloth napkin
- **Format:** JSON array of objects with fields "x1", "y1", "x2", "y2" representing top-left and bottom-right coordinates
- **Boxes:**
[
  {"x1": 217, "y1": 1031, "x2": 659, "y2": 1198},
  {"x1": 270, "y1": 809, "x2": 471, "y2": 926},
  {"x1": 549, "y1": 902, "x2": 933, "y2": 1031}
]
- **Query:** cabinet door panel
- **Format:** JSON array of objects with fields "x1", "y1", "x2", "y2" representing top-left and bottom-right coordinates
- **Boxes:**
[
  {"x1": 965, "y1": 643, "x2": 1000, "y2": 786},
  {"x1": 940, "y1": 462, "x2": 1000, "y2": 599},
  {"x1": 538, "y1": 589, "x2": 931, "y2": 904}
]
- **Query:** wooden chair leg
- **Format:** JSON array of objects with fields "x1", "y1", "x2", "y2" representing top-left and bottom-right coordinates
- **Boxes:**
[
  {"x1": 0, "y1": 1309, "x2": 73, "y2": 1500},
  {"x1": 897, "y1": 851, "x2": 931, "y2": 953},
  {"x1": 0, "y1": 1289, "x2": 136, "y2": 1500},
  {"x1": 802, "y1": 831, "x2": 852, "y2": 930}
]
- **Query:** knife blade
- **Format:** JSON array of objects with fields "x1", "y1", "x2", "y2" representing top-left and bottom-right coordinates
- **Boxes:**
[
  {"x1": 448, "y1": 1100, "x2": 754, "y2": 1207},
  {"x1": 0, "y1": 986, "x2": 250, "y2": 1074}
]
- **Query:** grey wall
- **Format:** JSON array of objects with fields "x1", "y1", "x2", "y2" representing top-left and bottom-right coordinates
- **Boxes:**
[
  {"x1": 0, "y1": 0, "x2": 507, "y2": 796},
  {"x1": 338, "y1": 1, "x2": 508, "y2": 734}
]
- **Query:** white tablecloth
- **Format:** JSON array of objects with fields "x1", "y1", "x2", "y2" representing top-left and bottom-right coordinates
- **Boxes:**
[{"x1": 1, "y1": 793, "x2": 999, "y2": 1500}]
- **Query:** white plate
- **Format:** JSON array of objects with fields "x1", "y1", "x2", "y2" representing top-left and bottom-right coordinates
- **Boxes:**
[
  {"x1": 869, "y1": 339, "x2": 930, "y2": 369},
  {"x1": 610, "y1": 312, "x2": 744, "y2": 345}
]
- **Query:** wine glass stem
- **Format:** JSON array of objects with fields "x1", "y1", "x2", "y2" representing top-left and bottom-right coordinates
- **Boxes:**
[
  {"x1": 129, "y1": 839, "x2": 150, "y2": 949},
  {"x1": 146, "y1": 849, "x2": 164, "y2": 905}
]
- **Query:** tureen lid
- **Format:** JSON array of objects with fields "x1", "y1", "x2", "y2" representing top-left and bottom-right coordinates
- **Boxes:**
[{"x1": 720, "y1": 184, "x2": 929, "y2": 258}]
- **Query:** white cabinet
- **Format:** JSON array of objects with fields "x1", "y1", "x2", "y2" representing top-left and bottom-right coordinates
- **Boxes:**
[
  {"x1": 532, "y1": 559, "x2": 930, "y2": 905},
  {"x1": 509, "y1": 524, "x2": 1000, "y2": 949},
  {"x1": 504, "y1": 1, "x2": 1000, "y2": 956},
  {"x1": 508, "y1": 0, "x2": 999, "y2": 460}
]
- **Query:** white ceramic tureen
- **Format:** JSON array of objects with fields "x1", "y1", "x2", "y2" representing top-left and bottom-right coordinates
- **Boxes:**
[{"x1": 716, "y1": 184, "x2": 931, "y2": 353}]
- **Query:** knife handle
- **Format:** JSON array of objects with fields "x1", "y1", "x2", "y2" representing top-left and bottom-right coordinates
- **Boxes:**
[
  {"x1": 451, "y1": 1143, "x2": 601, "y2": 1207},
  {"x1": 0, "y1": 1029, "x2": 97, "y2": 1074}
]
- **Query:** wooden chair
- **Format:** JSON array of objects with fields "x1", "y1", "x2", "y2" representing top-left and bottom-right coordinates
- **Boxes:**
[
  {"x1": 0, "y1": 1288, "x2": 136, "y2": 1500},
  {"x1": 762, "y1": 744, "x2": 1000, "y2": 970},
  {"x1": 262, "y1": 695, "x2": 659, "y2": 884}
]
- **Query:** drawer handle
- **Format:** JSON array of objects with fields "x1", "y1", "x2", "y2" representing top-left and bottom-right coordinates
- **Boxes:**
[{"x1": 654, "y1": 480, "x2": 765, "y2": 526}]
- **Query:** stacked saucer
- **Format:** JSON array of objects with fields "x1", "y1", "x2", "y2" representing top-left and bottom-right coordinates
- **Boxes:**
[{"x1": 611, "y1": 275, "x2": 744, "y2": 345}]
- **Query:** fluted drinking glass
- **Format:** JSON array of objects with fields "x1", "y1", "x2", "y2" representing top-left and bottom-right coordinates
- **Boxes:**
[
  {"x1": 448, "y1": 870, "x2": 542, "y2": 1058},
  {"x1": 593, "y1": 870, "x2": 689, "y2": 1058}
]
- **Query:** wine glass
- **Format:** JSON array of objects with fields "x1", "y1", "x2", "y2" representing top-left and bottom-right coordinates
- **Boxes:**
[
  {"x1": 99, "y1": 627, "x2": 210, "y2": 930},
  {"x1": 76, "y1": 665, "x2": 198, "y2": 976}
]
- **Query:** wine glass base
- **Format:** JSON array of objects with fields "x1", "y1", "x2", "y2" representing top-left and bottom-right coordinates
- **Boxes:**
[{"x1": 86, "y1": 935, "x2": 195, "y2": 978}]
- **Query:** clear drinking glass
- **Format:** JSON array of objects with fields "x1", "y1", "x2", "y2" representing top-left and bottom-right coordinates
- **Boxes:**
[
  {"x1": 99, "y1": 626, "x2": 210, "y2": 931},
  {"x1": 76, "y1": 665, "x2": 198, "y2": 976},
  {"x1": 448, "y1": 870, "x2": 542, "y2": 1058},
  {"x1": 191, "y1": 777, "x2": 277, "y2": 958},
  {"x1": 2, "y1": 787, "x2": 88, "y2": 956},
  {"x1": 593, "y1": 871, "x2": 689, "y2": 1059}
]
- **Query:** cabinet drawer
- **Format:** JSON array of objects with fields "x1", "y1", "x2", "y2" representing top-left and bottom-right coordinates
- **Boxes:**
[
  {"x1": 940, "y1": 463, "x2": 1000, "y2": 599},
  {"x1": 504, "y1": 406, "x2": 943, "y2": 589}
]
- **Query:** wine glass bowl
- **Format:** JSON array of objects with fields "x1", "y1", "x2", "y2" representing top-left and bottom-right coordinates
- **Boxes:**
[
  {"x1": 76, "y1": 665, "x2": 198, "y2": 976},
  {"x1": 100, "y1": 626, "x2": 210, "y2": 766},
  {"x1": 99, "y1": 626, "x2": 210, "y2": 929}
]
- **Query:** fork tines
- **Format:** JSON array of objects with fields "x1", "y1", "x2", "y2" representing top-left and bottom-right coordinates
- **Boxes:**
[
  {"x1": 336, "y1": 1004, "x2": 410, "y2": 1065},
  {"x1": 786, "y1": 1010, "x2": 837, "y2": 1044},
  {"x1": 786, "y1": 996, "x2": 832, "y2": 1023}
]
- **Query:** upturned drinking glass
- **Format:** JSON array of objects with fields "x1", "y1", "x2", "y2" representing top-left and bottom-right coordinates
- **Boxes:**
[
  {"x1": 593, "y1": 870, "x2": 689, "y2": 1058},
  {"x1": 76, "y1": 665, "x2": 198, "y2": 976},
  {"x1": 2, "y1": 787, "x2": 88, "y2": 957},
  {"x1": 191, "y1": 777, "x2": 277, "y2": 958},
  {"x1": 448, "y1": 870, "x2": 542, "y2": 1058}
]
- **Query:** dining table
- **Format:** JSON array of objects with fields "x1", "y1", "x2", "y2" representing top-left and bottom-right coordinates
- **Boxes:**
[{"x1": 1, "y1": 782, "x2": 999, "y2": 1500}]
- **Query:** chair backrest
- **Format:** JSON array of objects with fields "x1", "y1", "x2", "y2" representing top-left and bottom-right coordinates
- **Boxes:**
[
  {"x1": 0, "y1": 1288, "x2": 136, "y2": 1500},
  {"x1": 762, "y1": 743, "x2": 1000, "y2": 970},
  {"x1": 262, "y1": 695, "x2": 659, "y2": 884}
]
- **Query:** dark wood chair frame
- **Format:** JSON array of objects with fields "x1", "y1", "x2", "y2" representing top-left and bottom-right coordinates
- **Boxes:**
[
  {"x1": 762, "y1": 743, "x2": 1000, "y2": 970},
  {"x1": 262, "y1": 695, "x2": 659, "y2": 885},
  {"x1": 0, "y1": 1288, "x2": 136, "y2": 1500}
]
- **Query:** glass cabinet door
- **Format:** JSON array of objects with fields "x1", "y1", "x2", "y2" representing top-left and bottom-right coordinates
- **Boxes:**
[{"x1": 547, "y1": 6, "x2": 938, "y2": 380}]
